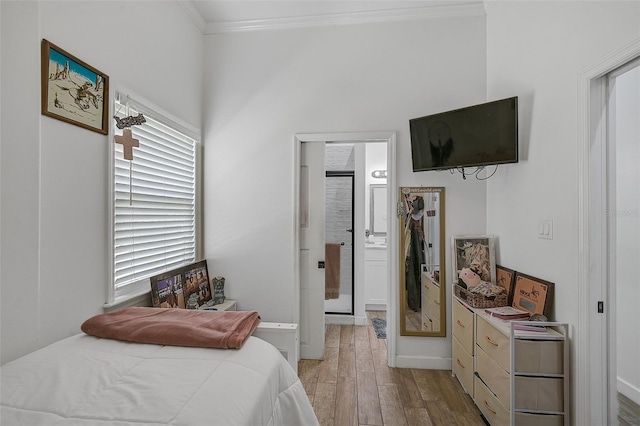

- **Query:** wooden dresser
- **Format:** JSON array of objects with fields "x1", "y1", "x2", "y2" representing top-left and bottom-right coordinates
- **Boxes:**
[
  {"x1": 452, "y1": 297, "x2": 475, "y2": 395},
  {"x1": 452, "y1": 295, "x2": 569, "y2": 426},
  {"x1": 421, "y1": 272, "x2": 441, "y2": 332}
]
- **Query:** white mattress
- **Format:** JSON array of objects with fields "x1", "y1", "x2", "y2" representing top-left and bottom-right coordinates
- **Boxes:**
[{"x1": 1, "y1": 334, "x2": 318, "y2": 425}]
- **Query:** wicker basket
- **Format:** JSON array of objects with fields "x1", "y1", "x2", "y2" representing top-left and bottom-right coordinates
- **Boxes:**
[{"x1": 454, "y1": 284, "x2": 508, "y2": 309}]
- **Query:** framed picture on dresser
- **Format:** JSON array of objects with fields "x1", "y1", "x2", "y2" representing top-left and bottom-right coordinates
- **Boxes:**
[
  {"x1": 495, "y1": 265, "x2": 517, "y2": 305},
  {"x1": 451, "y1": 235, "x2": 496, "y2": 284},
  {"x1": 512, "y1": 272, "x2": 554, "y2": 319}
]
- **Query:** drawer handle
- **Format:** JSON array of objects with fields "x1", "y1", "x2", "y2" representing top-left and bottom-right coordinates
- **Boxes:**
[
  {"x1": 485, "y1": 335, "x2": 499, "y2": 346},
  {"x1": 483, "y1": 400, "x2": 497, "y2": 415},
  {"x1": 456, "y1": 358, "x2": 466, "y2": 369},
  {"x1": 456, "y1": 320, "x2": 465, "y2": 328},
  {"x1": 435, "y1": 300, "x2": 440, "y2": 305}
]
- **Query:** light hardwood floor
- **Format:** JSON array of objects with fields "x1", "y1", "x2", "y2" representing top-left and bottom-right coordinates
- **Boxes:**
[
  {"x1": 619, "y1": 392, "x2": 640, "y2": 425},
  {"x1": 298, "y1": 312, "x2": 486, "y2": 426}
]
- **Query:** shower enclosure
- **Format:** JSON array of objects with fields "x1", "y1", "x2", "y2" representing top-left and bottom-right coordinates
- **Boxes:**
[{"x1": 324, "y1": 171, "x2": 354, "y2": 315}]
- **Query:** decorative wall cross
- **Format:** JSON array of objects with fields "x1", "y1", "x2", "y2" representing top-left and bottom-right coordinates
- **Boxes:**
[
  {"x1": 113, "y1": 113, "x2": 145, "y2": 161},
  {"x1": 114, "y1": 128, "x2": 139, "y2": 160}
]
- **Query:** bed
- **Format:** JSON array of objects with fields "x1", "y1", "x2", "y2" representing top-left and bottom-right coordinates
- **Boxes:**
[{"x1": 0, "y1": 308, "x2": 319, "y2": 425}]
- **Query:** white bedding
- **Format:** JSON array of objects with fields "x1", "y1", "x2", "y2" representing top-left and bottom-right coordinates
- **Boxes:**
[{"x1": 1, "y1": 334, "x2": 318, "y2": 425}]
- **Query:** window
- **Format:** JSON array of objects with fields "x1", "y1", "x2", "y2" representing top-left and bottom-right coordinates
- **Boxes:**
[{"x1": 111, "y1": 93, "x2": 199, "y2": 303}]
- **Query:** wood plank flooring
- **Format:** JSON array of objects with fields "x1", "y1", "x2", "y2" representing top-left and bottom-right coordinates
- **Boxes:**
[
  {"x1": 298, "y1": 312, "x2": 486, "y2": 426},
  {"x1": 619, "y1": 392, "x2": 640, "y2": 425}
]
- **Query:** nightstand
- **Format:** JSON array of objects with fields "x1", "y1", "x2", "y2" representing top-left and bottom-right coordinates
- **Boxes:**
[
  {"x1": 253, "y1": 322, "x2": 299, "y2": 374},
  {"x1": 213, "y1": 299, "x2": 237, "y2": 311}
]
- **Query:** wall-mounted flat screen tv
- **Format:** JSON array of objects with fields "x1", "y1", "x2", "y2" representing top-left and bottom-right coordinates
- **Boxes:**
[{"x1": 410, "y1": 96, "x2": 518, "y2": 172}]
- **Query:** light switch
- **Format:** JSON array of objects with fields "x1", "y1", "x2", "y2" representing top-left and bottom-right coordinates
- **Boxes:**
[{"x1": 538, "y1": 219, "x2": 553, "y2": 240}]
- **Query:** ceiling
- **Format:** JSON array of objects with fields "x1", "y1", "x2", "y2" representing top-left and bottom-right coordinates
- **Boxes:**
[{"x1": 185, "y1": 1, "x2": 484, "y2": 33}]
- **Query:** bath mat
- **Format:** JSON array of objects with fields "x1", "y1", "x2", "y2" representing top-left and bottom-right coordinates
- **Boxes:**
[{"x1": 371, "y1": 318, "x2": 386, "y2": 339}]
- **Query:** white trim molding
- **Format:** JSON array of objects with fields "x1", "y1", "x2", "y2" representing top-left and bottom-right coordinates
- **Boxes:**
[
  {"x1": 199, "y1": 3, "x2": 485, "y2": 34},
  {"x1": 577, "y1": 37, "x2": 640, "y2": 426}
]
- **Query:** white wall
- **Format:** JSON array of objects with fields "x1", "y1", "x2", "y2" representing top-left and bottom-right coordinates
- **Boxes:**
[
  {"x1": 203, "y1": 13, "x2": 489, "y2": 366},
  {"x1": 0, "y1": 1, "x2": 203, "y2": 364},
  {"x1": 485, "y1": 0, "x2": 640, "y2": 418}
]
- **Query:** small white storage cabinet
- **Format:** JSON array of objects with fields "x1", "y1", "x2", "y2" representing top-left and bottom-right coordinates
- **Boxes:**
[
  {"x1": 364, "y1": 246, "x2": 387, "y2": 310},
  {"x1": 452, "y1": 295, "x2": 570, "y2": 426},
  {"x1": 509, "y1": 321, "x2": 569, "y2": 426}
]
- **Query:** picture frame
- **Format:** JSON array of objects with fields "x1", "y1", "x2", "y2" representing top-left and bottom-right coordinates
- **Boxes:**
[
  {"x1": 150, "y1": 260, "x2": 212, "y2": 309},
  {"x1": 512, "y1": 272, "x2": 554, "y2": 319},
  {"x1": 211, "y1": 276, "x2": 226, "y2": 305},
  {"x1": 451, "y1": 235, "x2": 496, "y2": 284},
  {"x1": 41, "y1": 39, "x2": 109, "y2": 134},
  {"x1": 495, "y1": 265, "x2": 517, "y2": 305}
]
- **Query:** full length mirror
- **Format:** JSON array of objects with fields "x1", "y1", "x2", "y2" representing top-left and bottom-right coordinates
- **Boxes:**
[{"x1": 399, "y1": 186, "x2": 446, "y2": 336}]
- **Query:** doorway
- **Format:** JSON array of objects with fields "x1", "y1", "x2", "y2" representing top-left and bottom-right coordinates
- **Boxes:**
[
  {"x1": 581, "y1": 41, "x2": 640, "y2": 425},
  {"x1": 606, "y1": 58, "x2": 640, "y2": 425},
  {"x1": 295, "y1": 132, "x2": 397, "y2": 365}
]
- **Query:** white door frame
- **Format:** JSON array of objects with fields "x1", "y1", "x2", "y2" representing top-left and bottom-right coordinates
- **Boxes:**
[
  {"x1": 578, "y1": 37, "x2": 640, "y2": 425},
  {"x1": 293, "y1": 131, "x2": 397, "y2": 366}
]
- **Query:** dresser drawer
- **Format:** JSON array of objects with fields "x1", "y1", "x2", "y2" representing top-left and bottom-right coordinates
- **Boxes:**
[
  {"x1": 425, "y1": 297, "x2": 439, "y2": 318},
  {"x1": 514, "y1": 412, "x2": 564, "y2": 426},
  {"x1": 430, "y1": 315, "x2": 440, "y2": 333},
  {"x1": 474, "y1": 375, "x2": 509, "y2": 426},
  {"x1": 476, "y1": 315, "x2": 510, "y2": 372},
  {"x1": 515, "y1": 339, "x2": 564, "y2": 374},
  {"x1": 476, "y1": 344, "x2": 510, "y2": 409},
  {"x1": 452, "y1": 336, "x2": 474, "y2": 396},
  {"x1": 453, "y1": 298, "x2": 474, "y2": 355},
  {"x1": 423, "y1": 277, "x2": 441, "y2": 303},
  {"x1": 422, "y1": 311, "x2": 433, "y2": 332},
  {"x1": 514, "y1": 376, "x2": 564, "y2": 412}
]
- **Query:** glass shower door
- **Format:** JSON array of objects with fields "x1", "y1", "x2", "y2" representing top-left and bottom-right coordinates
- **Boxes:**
[{"x1": 324, "y1": 172, "x2": 354, "y2": 315}]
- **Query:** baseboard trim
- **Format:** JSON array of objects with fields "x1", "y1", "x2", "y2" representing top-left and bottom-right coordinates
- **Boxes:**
[
  {"x1": 365, "y1": 303, "x2": 387, "y2": 311},
  {"x1": 395, "y1": 355, "x2": 451, "y2": 370},
  {"x1": 324, "y1": 314, "x2": 368, "y2": 325}
]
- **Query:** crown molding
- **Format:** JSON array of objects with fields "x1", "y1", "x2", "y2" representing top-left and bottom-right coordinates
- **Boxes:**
[
  {"x1": 202, "y1": 2, "x2": 486, "y2": 35},
  {"x1": 178, "y1": 0, "x2": 206, "y2": 33}
]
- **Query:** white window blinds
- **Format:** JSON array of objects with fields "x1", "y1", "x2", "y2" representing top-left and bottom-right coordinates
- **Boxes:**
[{"x1": 113, "y1": 96, "x2": 196, "y2": 298}]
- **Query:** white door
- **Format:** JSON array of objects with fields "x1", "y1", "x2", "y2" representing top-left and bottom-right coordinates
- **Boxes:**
[
  {"x1": 607, "y1": 59, "x2": 640, "y2": 425},
  {"x1": 299, "y1": 142, "x2": 326, "y2": 359}
]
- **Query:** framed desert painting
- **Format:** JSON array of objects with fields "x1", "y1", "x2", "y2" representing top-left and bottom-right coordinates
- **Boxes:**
[{"x1": 41, "y1": 39, "x2": 109, "y2": 134}]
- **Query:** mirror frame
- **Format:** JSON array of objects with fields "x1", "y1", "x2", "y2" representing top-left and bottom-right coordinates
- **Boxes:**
[
  {"x1": 398, "y1": 186, "x2": 446, "y2": 337},
  {"x1": 370, "y1": 184, "x2": 387, "y2": 236}
]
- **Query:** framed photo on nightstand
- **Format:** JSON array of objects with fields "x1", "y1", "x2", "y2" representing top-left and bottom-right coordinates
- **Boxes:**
[{"x1": 150, "y1": 260, "x2": 212, "y2": 310}]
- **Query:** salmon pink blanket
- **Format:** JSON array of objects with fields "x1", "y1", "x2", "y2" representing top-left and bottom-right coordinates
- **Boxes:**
[{"x1": 81, "y1": 307, "x2": 261, "y2": 349}]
